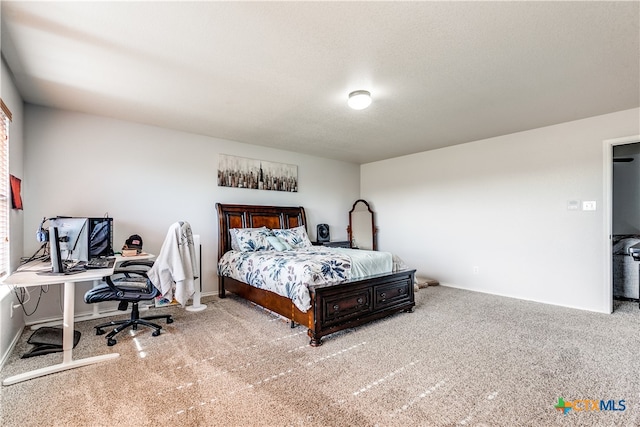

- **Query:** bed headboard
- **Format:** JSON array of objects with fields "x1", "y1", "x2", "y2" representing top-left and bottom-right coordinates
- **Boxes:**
[{"x1": 216, "y1": 203, "x2": 307, "y2": 259}]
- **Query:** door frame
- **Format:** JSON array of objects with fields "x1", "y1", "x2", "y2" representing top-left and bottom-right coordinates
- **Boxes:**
[{"x1": 603, "y1": 134, "x2": 640, "y2": 312}]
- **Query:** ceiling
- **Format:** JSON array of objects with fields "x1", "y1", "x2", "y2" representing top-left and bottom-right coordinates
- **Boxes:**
[{"x1": 1, "y1": 1, "x2": 638, "y2": 164}]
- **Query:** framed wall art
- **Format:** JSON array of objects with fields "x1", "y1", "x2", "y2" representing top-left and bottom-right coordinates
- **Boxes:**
[{"x1": 218, "y1": 154, "x2": 298, "y2": 192}]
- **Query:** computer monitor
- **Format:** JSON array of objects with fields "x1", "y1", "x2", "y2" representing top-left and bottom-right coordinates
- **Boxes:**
[
  {"x1": 48, "y1": 216, "x2": 114, "y2": 261},
  {"x1": 49, "y1": 217, "x2": 89, "y2": 262}
]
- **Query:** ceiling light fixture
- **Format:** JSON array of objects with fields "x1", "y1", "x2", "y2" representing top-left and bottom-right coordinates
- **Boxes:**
[{"x1": 348, "y1": 90, "x2": 372, "y2": 110}]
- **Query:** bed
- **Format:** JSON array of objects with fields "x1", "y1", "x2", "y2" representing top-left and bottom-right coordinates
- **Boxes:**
[{"x1": 216, "y1": 203, "x2": 416, "y2": 346}]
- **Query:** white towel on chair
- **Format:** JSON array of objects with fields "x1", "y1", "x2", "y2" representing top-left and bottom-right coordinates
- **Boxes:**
[{"x1": 148, "y1": 221, "x2": 198, "y2": 307}]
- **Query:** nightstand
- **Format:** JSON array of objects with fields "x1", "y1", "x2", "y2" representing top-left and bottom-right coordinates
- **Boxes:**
[{"x1": 312, "y1": 241, "x2": 351, "y2": 248}]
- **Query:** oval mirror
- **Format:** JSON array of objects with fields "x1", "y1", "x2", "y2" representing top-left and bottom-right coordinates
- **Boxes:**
[{"x1": 348, "y1": 199, "x2": 376, "y2": 250}]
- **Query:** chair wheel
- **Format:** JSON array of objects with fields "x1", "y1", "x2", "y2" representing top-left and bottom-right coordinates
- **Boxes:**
[
  {"x1": 107, "y1": 338, "x2": 117, "y2": 346},
  {"x1": 152, "y1": 330, "x2": 161, "y2": 337},
  {"x1": 167, "y1": 318, "x2": 174, "y2": 324},
  {"x1": 96, "y1": 328, "x2": 105, "y2": 335}
]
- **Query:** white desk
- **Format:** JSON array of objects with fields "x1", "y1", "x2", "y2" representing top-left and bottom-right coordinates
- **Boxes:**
[{"x1": 2, "y1": 260, "x2": 119, "y2": 386}]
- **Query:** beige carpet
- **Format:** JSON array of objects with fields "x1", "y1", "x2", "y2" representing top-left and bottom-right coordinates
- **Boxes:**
[{"x1": 1, "y1": 286, "x2": 639, "y2": 426}]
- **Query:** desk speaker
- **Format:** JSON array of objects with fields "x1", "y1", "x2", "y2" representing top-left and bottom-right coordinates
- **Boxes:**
[{"x1": 317, "y1": 224, "x2": 330, "y2": 243}]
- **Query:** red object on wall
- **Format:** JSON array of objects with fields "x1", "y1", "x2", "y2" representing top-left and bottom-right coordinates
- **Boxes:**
[{"x1": 10, "y1": 174, "x2": 22, "y2": 209}]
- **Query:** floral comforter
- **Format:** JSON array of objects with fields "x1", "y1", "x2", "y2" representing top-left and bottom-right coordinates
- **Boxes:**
[{"x1": 218, "y1": 247, "x2": 393, "y2": 312}]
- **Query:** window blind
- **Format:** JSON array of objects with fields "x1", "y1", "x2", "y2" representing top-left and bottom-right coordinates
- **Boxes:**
[{"x1": 0, "y1": 99, "x2": 11, "y2": 278}]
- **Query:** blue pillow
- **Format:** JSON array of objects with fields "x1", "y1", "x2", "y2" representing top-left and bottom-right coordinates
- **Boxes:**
[{"x1": 267, "y1": 235, "x2": 293, "y2": 251}]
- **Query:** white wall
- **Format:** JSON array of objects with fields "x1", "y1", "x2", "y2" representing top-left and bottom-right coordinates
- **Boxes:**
[
  {"x1": 22, "y1": 105, "x2": 360, "y2": 322},
  {"x1": 10, "y1": 103, "x2": 640, "y2": 328},
  {"x1": 1, "y1": 57, "x2": 26, "y2": 367},
  {"x1": 362, "y1": 108, "x2": 640, "y2": 313}
]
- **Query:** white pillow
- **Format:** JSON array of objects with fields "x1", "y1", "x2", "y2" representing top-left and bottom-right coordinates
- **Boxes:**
[
  {"x1": 272, "y1": 226, "x2": 312, "y2": 249},
  {"x1": 230, "y1": 227, "x2": 272, "y2": 252}
]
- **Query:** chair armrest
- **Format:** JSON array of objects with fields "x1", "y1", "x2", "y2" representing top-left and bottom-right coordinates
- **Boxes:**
[
  {"x1": 114, "y1": 259, "x2": 154, "y2": 280},
  {"x1": 118, "y1": 259, "x2": 154, "y2": 269},
  {"x1": 105, "y1": 262, "x2": 153, "y2": 295}
]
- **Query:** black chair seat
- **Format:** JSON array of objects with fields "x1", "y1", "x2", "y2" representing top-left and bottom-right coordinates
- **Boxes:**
[
  {"x1": 84, "y1": 261, "x2": 173, "y2": 346},
  {"x1": 85, "y1": 277, "x2": 155, "y2": 303}
]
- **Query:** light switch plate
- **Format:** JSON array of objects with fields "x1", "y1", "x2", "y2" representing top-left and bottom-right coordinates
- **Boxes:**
[{"x1": 582, "y1": 201, "x2": 597, "y2": 211}]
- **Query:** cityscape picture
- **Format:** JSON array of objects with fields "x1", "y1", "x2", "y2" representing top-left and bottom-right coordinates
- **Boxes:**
[{"x1": 218, "y1": 154, "x2": 298, "y2": 192}]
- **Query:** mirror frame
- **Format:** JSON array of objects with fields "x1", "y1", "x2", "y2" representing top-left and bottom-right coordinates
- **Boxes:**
[{"x1": 347, "y1": 199, "x2": 377, "y2": 251}]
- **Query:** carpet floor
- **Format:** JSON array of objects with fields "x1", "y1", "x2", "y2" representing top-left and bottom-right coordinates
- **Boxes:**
[{"x1": 1, "y1": 286, "x2": 639, "y2": 426}]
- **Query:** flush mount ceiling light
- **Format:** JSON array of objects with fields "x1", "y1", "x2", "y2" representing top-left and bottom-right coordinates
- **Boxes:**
[{"x1": 348, "y1": 90, "x2": 372, "y2": 110}]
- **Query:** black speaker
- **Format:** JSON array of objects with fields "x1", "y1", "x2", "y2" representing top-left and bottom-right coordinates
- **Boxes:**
[{"x1": 317, "y1": 224, "x2": 330, "y2": 243}]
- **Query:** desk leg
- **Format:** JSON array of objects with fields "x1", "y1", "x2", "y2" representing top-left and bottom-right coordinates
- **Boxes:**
[
  {"x1": 2, "y1": 281, "x2": 120, "y2": 386},
  {"x1": 62, "y1": 281, "x2": 74, "y2": 363}
]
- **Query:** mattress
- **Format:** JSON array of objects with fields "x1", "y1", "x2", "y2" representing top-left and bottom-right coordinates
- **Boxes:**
[{"x1": 218, "y1": 247, "x2": 393, "y2": 312}]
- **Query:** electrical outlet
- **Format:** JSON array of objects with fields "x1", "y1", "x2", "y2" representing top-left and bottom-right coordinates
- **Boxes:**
[{"x1": 473, "y1": 266, "x2": 479, "y2": 275}]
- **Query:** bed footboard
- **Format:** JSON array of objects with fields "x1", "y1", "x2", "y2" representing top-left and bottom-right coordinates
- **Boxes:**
[
  {"x1": 309, "y1": 269, "x2": 415, "y2": 346},
  {"x1": 219, "y1": 269, "x2": 415, "y2": 346}
]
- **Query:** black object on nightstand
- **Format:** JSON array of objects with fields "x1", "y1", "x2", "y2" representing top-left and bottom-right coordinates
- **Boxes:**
[
  {"x1": 317, "y1": 224, "x2": 330, "y2": 242},
  {"x1": 312, "y1": 241, "x2": 350, "y2": 248}
]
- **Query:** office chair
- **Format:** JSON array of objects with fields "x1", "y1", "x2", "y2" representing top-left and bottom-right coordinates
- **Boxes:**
[{"x1": 84, "y1": 260, "x2": 174, "y2": 346}]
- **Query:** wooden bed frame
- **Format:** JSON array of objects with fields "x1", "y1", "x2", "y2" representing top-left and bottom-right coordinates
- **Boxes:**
[{"x1": 216, "y1": 203, "x2": 416, "y2": 346}]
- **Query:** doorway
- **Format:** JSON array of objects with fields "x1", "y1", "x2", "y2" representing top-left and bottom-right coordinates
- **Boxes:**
[{"x1": 605, "y1": 135, "x2": 640, "y2": 312}]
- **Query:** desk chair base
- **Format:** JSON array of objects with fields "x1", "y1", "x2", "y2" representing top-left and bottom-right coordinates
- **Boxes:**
[{"x1": 94, "y1": 302, "x2": 173, "y2": 346}]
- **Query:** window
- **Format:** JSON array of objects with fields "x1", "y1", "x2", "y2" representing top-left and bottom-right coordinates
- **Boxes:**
[{"x1": 0, "y1": 99, "x2": 11, "y2": 278}]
